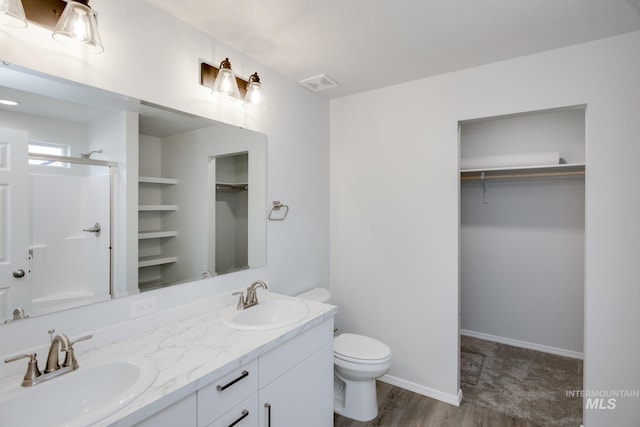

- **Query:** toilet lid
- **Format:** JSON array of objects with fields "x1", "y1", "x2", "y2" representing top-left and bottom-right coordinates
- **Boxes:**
[{"x1": 334, "y1": 333, "x2": 391, "y2": 362}]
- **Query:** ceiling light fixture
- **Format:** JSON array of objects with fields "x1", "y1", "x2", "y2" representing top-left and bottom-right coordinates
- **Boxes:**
[
  {"x1": 0, "y1": 0, "x2": 104, "y2": 53},
  {"x1": 200, "y1": 61, "x2": 265, "y2": 107},
  {"x1": 0, "y1": 0, "x2": 27, "y2": 27}
]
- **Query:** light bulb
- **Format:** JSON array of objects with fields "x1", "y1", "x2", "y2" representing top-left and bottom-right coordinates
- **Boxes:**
[
  {"x1": 211, "y1": 58, "x2": 241, "y2": 100},
  {"x1": 52, "y1": 1, "x2": 104, "y2": 53},
  {"x1": 244, "y1": 72, "x2": 266, "y2": 109}
]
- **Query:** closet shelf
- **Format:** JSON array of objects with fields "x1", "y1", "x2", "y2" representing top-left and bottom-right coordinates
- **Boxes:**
[
  {"x1": 139, "y1": 176, "x2": 177, "y2": 185},
  {"x1": 138, "y1": 231, "x2": 177, "y2": 239},
  {"x1": 461, "y1": 163, "x2": 585, "y2": 182},
  {"x1": 138, "y1": 255, "x2": 178, "y2": 268},
  {"x1": 139, "y1": 204, "x2": 177, "y2": 211},
  {"x1": 216, "y1": 182, "x2": 248, "y2": 192}
]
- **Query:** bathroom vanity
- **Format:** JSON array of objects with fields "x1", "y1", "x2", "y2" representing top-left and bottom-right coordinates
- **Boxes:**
[{"x1": 0, "y1": 293, "x2": 336, "y2": 427}]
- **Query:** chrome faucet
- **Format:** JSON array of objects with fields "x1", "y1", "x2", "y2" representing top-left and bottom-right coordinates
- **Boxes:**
[
  {"x1": 4, "y1": 330, "x2": 92, "y2": 387},
  {"x1": 233, "y1": 280, "x2": 268, "y2": 310}
]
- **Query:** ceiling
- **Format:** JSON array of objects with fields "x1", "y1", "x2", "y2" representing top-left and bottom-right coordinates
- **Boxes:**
[{"x1": 143, "y1": 0, "x2": 640, "y2": 98}]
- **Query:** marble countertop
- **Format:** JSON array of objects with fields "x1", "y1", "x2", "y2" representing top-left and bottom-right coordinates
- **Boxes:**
[{"x1": 0, "y1": 292, "x2": 336, "y2": 426}]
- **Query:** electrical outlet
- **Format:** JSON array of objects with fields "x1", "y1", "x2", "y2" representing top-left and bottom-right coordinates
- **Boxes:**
[{"x1": 130, "y1": 297, "x2": 157, "y2": 319}]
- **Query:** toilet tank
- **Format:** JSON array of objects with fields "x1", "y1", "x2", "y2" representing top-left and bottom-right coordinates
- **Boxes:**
[{"x1": 297, "y1": 287, "x2": 331, "y2": 303}]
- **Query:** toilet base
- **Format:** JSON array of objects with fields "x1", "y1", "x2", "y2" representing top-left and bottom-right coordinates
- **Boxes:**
[{"x1": 333, "y1": 373, "x2": 379, "y2": 422}]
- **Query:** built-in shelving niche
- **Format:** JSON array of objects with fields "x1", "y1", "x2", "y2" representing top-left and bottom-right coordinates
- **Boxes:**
[{"x1": 138, "y1": 175, "x2": 178, "y2": 290}]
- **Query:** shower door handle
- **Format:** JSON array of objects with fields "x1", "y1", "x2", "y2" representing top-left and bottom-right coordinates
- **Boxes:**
[{"x1": 82, "y1": 222, "x2": 101, "y2": 237}]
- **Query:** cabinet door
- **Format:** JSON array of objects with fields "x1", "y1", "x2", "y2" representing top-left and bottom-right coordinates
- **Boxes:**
[
  {"x1": 259, "y1": 343, "x2": 333, "y2": 427},
  {"x1": 134, "y1": 393, "x2": 197, "y2": 427}
]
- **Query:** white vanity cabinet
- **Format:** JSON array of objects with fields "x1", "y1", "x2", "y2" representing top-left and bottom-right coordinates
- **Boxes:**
[
  {"x1": 132, "y1": 317, "x2": 334, "y2": 427},
  {"x1": 259, "y1": 343, "x2": 333, "y2": 427},
  {"x1": 198, "y1": 318, "x2": 334, "y2": 427},
  {"x1": 258, "y1": 319, "x2": 334, "y2": 427}
]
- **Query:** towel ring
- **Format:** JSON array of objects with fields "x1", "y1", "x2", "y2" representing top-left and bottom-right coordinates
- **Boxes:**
[{"x1": 268, "y1": 201, "x2": 289, "y2": 221}]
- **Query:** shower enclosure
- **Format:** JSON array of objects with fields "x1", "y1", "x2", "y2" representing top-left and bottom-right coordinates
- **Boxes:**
[{"x1": 28, "y1": 153, "x2": 114, "y2": 316}]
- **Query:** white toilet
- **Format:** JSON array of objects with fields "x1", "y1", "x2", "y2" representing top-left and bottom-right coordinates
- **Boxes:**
[{"x1": 297, "y1": 288, "x2": 392, "y2": 422}]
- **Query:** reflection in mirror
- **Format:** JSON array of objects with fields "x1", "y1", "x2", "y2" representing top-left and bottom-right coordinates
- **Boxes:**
[
  {"x1": 213, "y1": 152, "x2": 249, "y2": 275},
  {"x1": 0, "y1": 63, "x2": 267, "y2": 321},
  {"x1": 29, "y1": 157, "x2": 114, "y2": 316},
  {"x1": 138, "y1": 108, "x2": 266, "y2": 291}
]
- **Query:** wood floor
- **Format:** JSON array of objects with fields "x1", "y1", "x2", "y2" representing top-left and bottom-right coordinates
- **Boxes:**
[{"x1": 334, "y1": 381, "x2": 542, "y2": 427}]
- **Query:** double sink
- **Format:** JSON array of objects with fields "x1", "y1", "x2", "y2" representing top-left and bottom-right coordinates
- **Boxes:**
[{"x1": 0, "y1": 293, "x2": 310, "y2": 426}]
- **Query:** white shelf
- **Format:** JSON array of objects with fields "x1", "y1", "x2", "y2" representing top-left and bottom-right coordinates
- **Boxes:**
[
  {"x1": 139, "y1": 176, "x2": 177, "y2": 185},
  {"x1": 138, "y1": 231, "x2": 177, "y2": 239},
  {"x1": 139, "y1": 205, "x2": 177, "y2": 211},
  {"x1": 461, "y1": 163, "x2": 585, "y2": 182},
  {"x1": 216, "y1": 181, "x2": 248, "y2": 186},
  {"x1": 138, "y1": 256, "x2": 178, "y2": 268},
  {"x1": 461, "y1": 162, "x2": 585, "y2": 173}
]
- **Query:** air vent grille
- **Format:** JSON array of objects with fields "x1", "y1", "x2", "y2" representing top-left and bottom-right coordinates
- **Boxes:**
[{"x1": 299, "y1": 74, "x2": 338, "y2": 92}]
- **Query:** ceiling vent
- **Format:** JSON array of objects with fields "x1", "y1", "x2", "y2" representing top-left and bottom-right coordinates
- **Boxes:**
[{"x1": 299, "y1": 74, "x2": 338, "y2": 92}]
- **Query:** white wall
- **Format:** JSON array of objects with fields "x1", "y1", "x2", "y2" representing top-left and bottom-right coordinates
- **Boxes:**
[
  {"x1": 330, "y1": 31, "x2": 640, "y2": 426},
  {"x1": 0, "y1": 0, "x2": 328, "y2": 379},
  {"x1": 461, "y1": 178, "x2": 585, "y2": 356}
]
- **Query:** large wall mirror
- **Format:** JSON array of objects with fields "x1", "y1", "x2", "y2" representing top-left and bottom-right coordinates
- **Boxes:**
[{"x1": 0, "y1": 63, "x2": 267, "y2": 323}]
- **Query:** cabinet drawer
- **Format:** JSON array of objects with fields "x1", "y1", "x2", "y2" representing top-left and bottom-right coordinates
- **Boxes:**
[
  {"x1": 259, "y1": 318, "x2": 333, "y2": 387},
  {"x1": 205, "y1": 393, "x2": 258, "y2": 427},
  {"x1": 198, "y1": 359, "x2": 258, "y2": 426}
]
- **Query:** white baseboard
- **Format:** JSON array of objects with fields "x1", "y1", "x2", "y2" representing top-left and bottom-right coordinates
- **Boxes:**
[
  {"x1": 378, "y1": 374, "x2": 463, "y2": 407},
  {"x1": 460, "y1": 329, "x2": 583, "y2": 360}
]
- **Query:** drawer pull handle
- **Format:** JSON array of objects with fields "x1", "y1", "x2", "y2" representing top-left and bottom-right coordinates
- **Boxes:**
[
  {"x1": 217, "y1": 370, "x2": 249, "y2": 391},
  {"x1": 265, "y1": 402, "x2": 271, "y2": 427},
  {"x1": 228, "y1": 409, "x2": 249, "y2": 427}
]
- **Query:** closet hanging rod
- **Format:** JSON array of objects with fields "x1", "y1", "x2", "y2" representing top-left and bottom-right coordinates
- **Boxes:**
[{"x1": 460, "y1": 170, "x2": 584, "y2": 182}]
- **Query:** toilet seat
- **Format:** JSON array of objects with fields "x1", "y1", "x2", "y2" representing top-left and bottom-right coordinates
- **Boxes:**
[{"x1": 334, "y1": 333, "x2": 392, "y2": 364}]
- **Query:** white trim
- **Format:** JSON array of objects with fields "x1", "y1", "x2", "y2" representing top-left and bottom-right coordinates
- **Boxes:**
[
  {"x1": 378, "y1": 374, "x2": 463, "y2": 407},
  {"x1": 460, "y1": 329, "x2": 583, "y2": 360}
]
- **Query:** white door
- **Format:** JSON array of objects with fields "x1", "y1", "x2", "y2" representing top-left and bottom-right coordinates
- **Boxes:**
[{"x1": 0, "y1": 127, "x2": 30, "y2": 321}]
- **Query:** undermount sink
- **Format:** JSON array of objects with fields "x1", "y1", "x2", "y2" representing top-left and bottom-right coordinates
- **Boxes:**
[
  {"x1": 0, "y1": 357, "x2": 157, "y2": 427},
  {"x1": 223, "y1": 298, "x2": 311, "y2": 330}
]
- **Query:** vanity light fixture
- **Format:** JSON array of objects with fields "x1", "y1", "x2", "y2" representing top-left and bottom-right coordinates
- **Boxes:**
[
  {"x1": 244, "y1": 72, "x2": 265, "y2": 108},
  {"x1": 211, "y1": 58, "x2": 241, "y2": 100},
  {"x1": 0, "y1": 0, "x2": 104, "y2": 53},
  {"x1": 52, "y1": 0, "x2": 103, "y2": 53},
  {"x1": 0, "y1": 0, "x2": 27, "y2": 27},
  {"x1": 200, "y1": 61, "x2": 265, "y2": 107}
]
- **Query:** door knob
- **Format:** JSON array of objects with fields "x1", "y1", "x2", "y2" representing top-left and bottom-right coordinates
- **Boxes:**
[
  {"x1": 12, "y1": 269, "x2": 25, "y2": 278},
  {"x1": 82, "y1": 222, "x2": 101, "y2": 237}
]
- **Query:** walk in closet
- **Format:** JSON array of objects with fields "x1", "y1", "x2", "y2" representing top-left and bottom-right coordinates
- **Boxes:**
[{"x1": 459, "y1": 107, "x2": 586, "y2": 357}]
